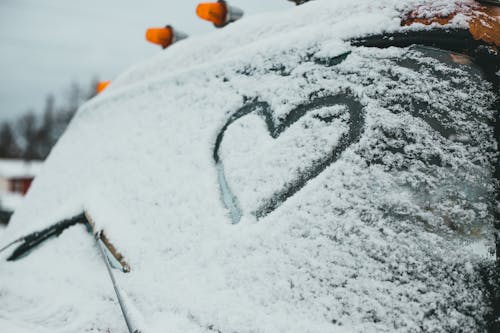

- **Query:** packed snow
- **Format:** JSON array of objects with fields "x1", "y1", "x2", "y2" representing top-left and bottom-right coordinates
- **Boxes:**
[
  {"x1": 0, "y1": 192, "x2": 24, "y2": 212},
  {"x1": 0, "y1": 159, "x2": 42, "y2": 179},
  {"x1": 0, "y1": 0, "x2": 498, "y2": 332}
]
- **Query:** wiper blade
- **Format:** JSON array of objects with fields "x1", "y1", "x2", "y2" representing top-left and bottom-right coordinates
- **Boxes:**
[
  {"x1": 1, "y1": 214, "x2": 85, "y2": 260},
  {"x1": 1, "y1": 212, "x2": 131, "y2": 273}
]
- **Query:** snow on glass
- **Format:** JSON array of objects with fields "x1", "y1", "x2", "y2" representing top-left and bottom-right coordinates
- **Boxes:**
[{"x1": 220, "y1": 45, "x2": 496, "y2": 237}]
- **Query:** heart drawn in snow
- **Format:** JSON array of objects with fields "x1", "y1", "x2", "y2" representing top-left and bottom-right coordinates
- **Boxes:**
[{"x1": 214, "y1": 93, "x2": 365, "y2": 223}]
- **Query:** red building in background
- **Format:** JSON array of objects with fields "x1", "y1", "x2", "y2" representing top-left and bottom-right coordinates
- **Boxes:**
[
  {"x1": 8, "y1": 177, "x2": 34, "y2": 195},
  {"x1": 0, "y1": 159, "x2": 42, "y2": 213}
]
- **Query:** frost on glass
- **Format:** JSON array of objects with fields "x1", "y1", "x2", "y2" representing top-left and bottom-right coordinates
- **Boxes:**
[
  {"x1": 213, "y1": 46, "x2": 497, "y2": 330},
  {"x1": 350, "y1": 46, "x2": 497, "y2": 238},
  {"x1": 219, "y1": 46, "x2": 497, "y2": 239}
]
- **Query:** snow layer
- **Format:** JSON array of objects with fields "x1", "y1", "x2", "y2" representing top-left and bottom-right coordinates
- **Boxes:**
[
  {"x1": 0, "y1": 159, "x2": 42, "y2": 178},
  {"x1": 0, "y1": 192, "x2": 24, "y2": 211},
  {"x1": 0, "y1": 0, "x2": 497, "y2": 332}
]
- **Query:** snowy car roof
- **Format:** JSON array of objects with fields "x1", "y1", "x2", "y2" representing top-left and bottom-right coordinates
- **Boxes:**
[{"x1": 0, "y1": 0, "x2": 498, "y2": 332}]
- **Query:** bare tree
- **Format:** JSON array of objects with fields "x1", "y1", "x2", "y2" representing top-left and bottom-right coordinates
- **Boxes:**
[
  {"x1": 86, "y1": 76, "x2": 99, "y2": 101},
  {"x1": 0, "y1": 77, "x2": 99, "y2": 161},
  {"x1": 0, "y1": 122, "x2": 20, "y2": 158},
  {"x1": 36, "y1": 94, "x2": 57, "y2": 158},
  {"x1": 16, "y1": 111, "x2": 39, "y2": 160}
]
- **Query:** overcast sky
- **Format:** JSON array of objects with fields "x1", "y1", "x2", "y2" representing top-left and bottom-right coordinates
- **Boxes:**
[{"x1": 0, "y1": 0, "x2": 292, "y2": 121}]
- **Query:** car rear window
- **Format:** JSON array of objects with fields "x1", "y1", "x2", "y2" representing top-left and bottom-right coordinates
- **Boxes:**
[{"x1": 218, "y1": 45, "x2": 497, "y2": 241}]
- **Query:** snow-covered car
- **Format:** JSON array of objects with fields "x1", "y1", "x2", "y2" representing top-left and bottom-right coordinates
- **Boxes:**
[{"x1": 0, "y1": 0, "x2": 499, "y2": 332}]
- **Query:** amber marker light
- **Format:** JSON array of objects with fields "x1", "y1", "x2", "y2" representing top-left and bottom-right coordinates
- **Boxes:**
[
  {"x1": 96, "y1": 81, "x2": 110, "y2": 94},
  {"x1": 145, "y1": 25, "x2": 188, "y2": 49},
  {"x1": 196, "y1": 1, "x2": 244, "y2": 28}
]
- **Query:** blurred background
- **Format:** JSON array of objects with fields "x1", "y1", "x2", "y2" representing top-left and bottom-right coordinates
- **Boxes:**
[
  {"x1": 0, "y1": 0, "x2": 292, "y2": 221},
  {"x1": 0, "y1": 0, "x2": 292, "y2": 158}
]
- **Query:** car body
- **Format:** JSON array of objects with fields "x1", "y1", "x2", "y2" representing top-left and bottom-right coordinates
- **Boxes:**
[{"x1": 0, "y1": 0, "x2": 499, "y2": 332}]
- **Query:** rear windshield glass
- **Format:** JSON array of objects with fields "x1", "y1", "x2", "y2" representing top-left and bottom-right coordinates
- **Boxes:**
[{"x1": 218, "y1": 45, "x2": 497, "y2": 240}]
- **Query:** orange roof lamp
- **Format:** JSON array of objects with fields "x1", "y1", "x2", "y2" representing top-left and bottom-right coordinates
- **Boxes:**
[
  {"x1": 196, "y1": 1, "x2": 244, "y2": 28},
  {"x1": 96, "y1": 81, "x2": 110, "y2": 94},
  {"x1": 145, "y1": 25, "x2": 188, "y2": 49}
]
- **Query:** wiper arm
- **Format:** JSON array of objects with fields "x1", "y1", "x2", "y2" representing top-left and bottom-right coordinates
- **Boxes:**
[
  {"x1": 85, "y1": 211, "x2": 141, "y2": 333},
  {"x1": 85, "y1": 211, "x2": 130, "y2": 273}
]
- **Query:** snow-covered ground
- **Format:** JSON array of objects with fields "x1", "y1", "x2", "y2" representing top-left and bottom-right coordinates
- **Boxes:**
[
  {"x1": 0, "y1": 159, "x2": 42, "y2": 179},
  {"x1": 0, "y1": 0, "x2": 498, "y2": 332},
  {"x1": 0, "y1": 192, "x2": 23, "y2": 212}
]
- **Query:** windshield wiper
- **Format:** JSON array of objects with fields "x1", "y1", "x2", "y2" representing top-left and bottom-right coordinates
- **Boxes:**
[
  {"x1": 0, "y1": 212, "x2": 131, "y2": 272},
  {"x1": 1, "y1": 214, "x2": 85, "y2": 260},
  {"x1": 0, "y1": 211, "x2": 141, "y2": 333}
]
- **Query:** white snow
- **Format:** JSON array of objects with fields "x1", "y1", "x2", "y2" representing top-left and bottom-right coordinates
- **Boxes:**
[
  {"x1": 0, "y1": 0, "x2": 497, "y2": 332},
  {"x1": 0, "y1": 192, "x2": 24, "y2": 212},
  {"x1": 0, "y1": 159, "x2": 42, "y2": 179}
]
